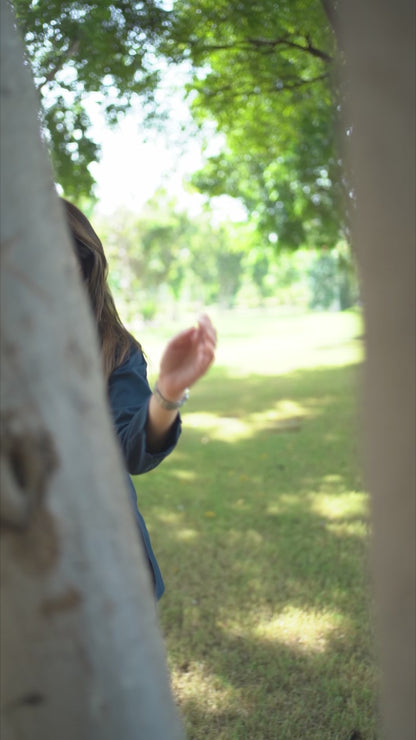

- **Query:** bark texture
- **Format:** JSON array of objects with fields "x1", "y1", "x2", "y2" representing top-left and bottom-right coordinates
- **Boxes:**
[
  {"x1": 340, "y1": 1, "x2": 416, "y2": 737},
  {"x1": 0, "y1": 2, "x2": 183, "y2": 737}
]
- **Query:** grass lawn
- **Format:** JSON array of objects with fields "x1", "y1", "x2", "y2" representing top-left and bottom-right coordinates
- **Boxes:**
[{"x1": 135, "y1": 308, "x2": 378, "y2": 739}]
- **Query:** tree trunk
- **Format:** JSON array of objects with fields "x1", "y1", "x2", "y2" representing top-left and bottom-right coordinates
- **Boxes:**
[
  {"x1": 0, "y1": 2, "x2": 183, "y2": 738},
  {"x1": 339, "y1": 1, "x2": 415, "y2": 737}
]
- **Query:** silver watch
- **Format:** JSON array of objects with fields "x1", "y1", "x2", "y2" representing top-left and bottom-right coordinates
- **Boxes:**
[{"x1": 153, "y1": 383, "x2": 189, "y2": 410}]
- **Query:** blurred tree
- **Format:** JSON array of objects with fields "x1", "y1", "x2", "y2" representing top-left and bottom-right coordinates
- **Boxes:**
[
  {"x1": 188, "y1": 219, "x2": 247, "y2": 308},
  {"x1": 13, "y1": 0, "x2": 346, "y2": 252},
  {"x1": 12, "y1": 0, "x2": 168, "y2": 199},
  {"x1": 307, "y1": 249, "x2": 339, "y2": 309},
  {"x1": 98, "y1": 188, "x2": 358, "y2": 316},
  {"x1": 97, "y1": 193, "x2": 190, "y2": 320},
  {"x1": 0, "y1": 2, "x2": 184, "y2": 736},
  {"x1": 163, "y1": 0, "x2": 346, "y2": 248},
  {"x1": 98, "y1": 194, "x2": 251, "y2": 316}
]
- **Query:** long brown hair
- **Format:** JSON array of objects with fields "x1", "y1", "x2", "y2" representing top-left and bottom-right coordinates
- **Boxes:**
[{"x1": 61, "y1": 198, "x2": 140, "y2": 377}]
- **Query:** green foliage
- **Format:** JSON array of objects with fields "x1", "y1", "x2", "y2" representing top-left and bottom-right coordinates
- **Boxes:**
[
  {"x1": 239, "y1": 243, "x2": 359, "y2": 311},
  {"x1": 12, "y1": 0, "x2": 167, "y2": 198},
  {"x1": 98, "y1": 192, "x2": 253, "y2": 318},
  {"x1": 96, "y1": 193, "x2": 358, "y2": 320},
  {"x1": 164, "y1": 0, "x2": 346, "y2": 247},
  {"x1": 13, "y1": 0, "x2": 347, "y2": 250},
  {"x1": 308, "y1": 250, "x2": 341, "y2": 310},
  {"x1": 307, "y1": 243, "x2": 359, "y2": 310}
]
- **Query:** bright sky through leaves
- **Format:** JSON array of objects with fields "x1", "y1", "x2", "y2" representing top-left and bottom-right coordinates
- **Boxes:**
[{"x1": 84, "y1": 74, "x2": 247, "y2": 222}]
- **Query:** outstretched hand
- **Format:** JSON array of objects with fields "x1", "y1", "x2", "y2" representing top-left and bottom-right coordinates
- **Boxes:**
[{"x1": 157, "y1": 314, "x2": 217, "y2": 402}]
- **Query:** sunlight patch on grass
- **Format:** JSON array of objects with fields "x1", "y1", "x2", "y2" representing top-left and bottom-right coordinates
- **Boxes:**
[
  {"x1": 169, "y1": 468, "x2": 198, "y2": 482},
  {"x1": 143, "y1": 308, "x2": 364, "y2": 380},
  {"x1": 153, "y1": 511, "x2": 202, "y2": 541},
  {"x1": 175, "y1": 528, "x2": 199, "y2": 541},
  {"x1": 214, "y1": 328, "x2": 363, "y2": 376},
  {"x1": 249, "y1": 399, "x2": 310, "y2": 431},
  {"x1": 310, "y1": 489, "x2": 368, "y2": 521},
  {"x1": 266, "y1": 503, "x2": 281, "y2": 516},
  {"x1": 228, "y1": 528, "x2": 264, "y2": 547},
  {"x1": 251, "y1": 605, "x2": 343, "y2": 654},
  {"x1": 153, "y1": 510, "x2": 184, "y2": 526},
  {"x1": 326, "y1": 520, "x2": 369, "y2": 538},
  {"x1": 171, "y1": 662, "x2": 241, "y2": 716},
  {"x1": 185, "y1": 398, "x2": 311, "y2": 442},
  {"x1": 186, "y1": 412, "x2": 249, "y2": 442}
]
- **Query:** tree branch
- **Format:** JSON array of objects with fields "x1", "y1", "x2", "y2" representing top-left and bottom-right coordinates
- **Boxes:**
[
  {"x1": 192, "y1": 35, "x2": 333, "y2": 63},
  {"x1": 198, "y1": 73, "x2": 329, "y2": 102},
  {"x1": 247, "y1": 36, "x2": 333, "y2": 63},
  {"x1": 274, "y1": 73, "x2": 330, "y2": 90},
  {"x1": 36, "y1": 39, "x2": 80, "y2": 93}
]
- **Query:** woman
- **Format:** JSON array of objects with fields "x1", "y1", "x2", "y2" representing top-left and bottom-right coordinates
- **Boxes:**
[{"x1": 62, "y1": 198, "x2": 216, "y2": 599}]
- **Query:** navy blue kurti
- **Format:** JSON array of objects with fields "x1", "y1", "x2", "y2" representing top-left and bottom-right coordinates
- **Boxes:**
[{"x1": 108, "y1": 346, "x2": 181, "y2": 599}]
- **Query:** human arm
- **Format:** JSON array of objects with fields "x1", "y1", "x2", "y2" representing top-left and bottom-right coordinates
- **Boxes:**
[
  {"x1": 146, "y1": 313, "x2": 217, "y2": 452},
  {"x1": 108, "y1": 314, "x2": 216, "y2": 471}
]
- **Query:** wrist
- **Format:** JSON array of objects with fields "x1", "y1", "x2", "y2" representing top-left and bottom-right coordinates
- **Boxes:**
[{"x1": 153, "y1": 381, "x2": 189, "y2": 410}]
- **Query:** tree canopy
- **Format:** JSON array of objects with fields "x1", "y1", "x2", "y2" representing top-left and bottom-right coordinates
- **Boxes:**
[
  {"x1": 161, "y1": 0, "x2": 344, "y2": 247},
  {"x1": 13, "y1": 0, "x2": 345, "y2": 247},
  {"x1": 12, "y1": 0, "x2": 168, "y2": 198}
]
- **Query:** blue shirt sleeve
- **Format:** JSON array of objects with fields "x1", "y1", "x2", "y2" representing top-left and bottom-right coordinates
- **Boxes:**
[{"x1": 107, "y1": 346, "x2": 181, "y2": 475}]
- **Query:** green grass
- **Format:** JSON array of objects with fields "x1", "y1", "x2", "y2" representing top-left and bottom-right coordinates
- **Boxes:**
[{"x1": 134, "y1": 308, "x2": 378, "y2": 739}]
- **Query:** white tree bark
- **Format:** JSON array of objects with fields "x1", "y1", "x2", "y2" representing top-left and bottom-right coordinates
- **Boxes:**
[
  {"x1": 0, "y1": 2, "x2": 183, "y2": 738},
  {"x1": 340, "y1": 1, "x2": 415, "y2": 738}
]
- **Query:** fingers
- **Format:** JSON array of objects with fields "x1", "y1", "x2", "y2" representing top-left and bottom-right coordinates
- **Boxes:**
[
  {"x1": 168, "y1": 314, "x2": 217, "y2": 352},
  {"x1": 196, "y1": 313, "x2": 217, "y2": 347},
  {"x1": 199, "y1": 342, "x2": 215, "y2": 373},
  {"x1": 193, "y1": 317, "x2": 217, "y2": 370},
  {"x1": 161, "y1": 314, "x2": 217, "y2": 378},
  {"x1": 166, "y1": 325, "x2": 198, "y2": 350},
  {"x1": 195, "y1": 325, "x2": 216, "y2": 375}
]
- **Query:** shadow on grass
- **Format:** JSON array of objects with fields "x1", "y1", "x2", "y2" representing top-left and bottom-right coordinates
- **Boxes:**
[
  {"x1": 170, "y1": 630, "x2": 375, "y2": 739},
  {"x1": 134, "y1": 361, "x2": 377, "y2": 739}
]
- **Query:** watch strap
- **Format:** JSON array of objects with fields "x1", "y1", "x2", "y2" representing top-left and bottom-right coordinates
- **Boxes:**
[{"x1": 153, "y1": 383, "x2": 189, "y2": 410}]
